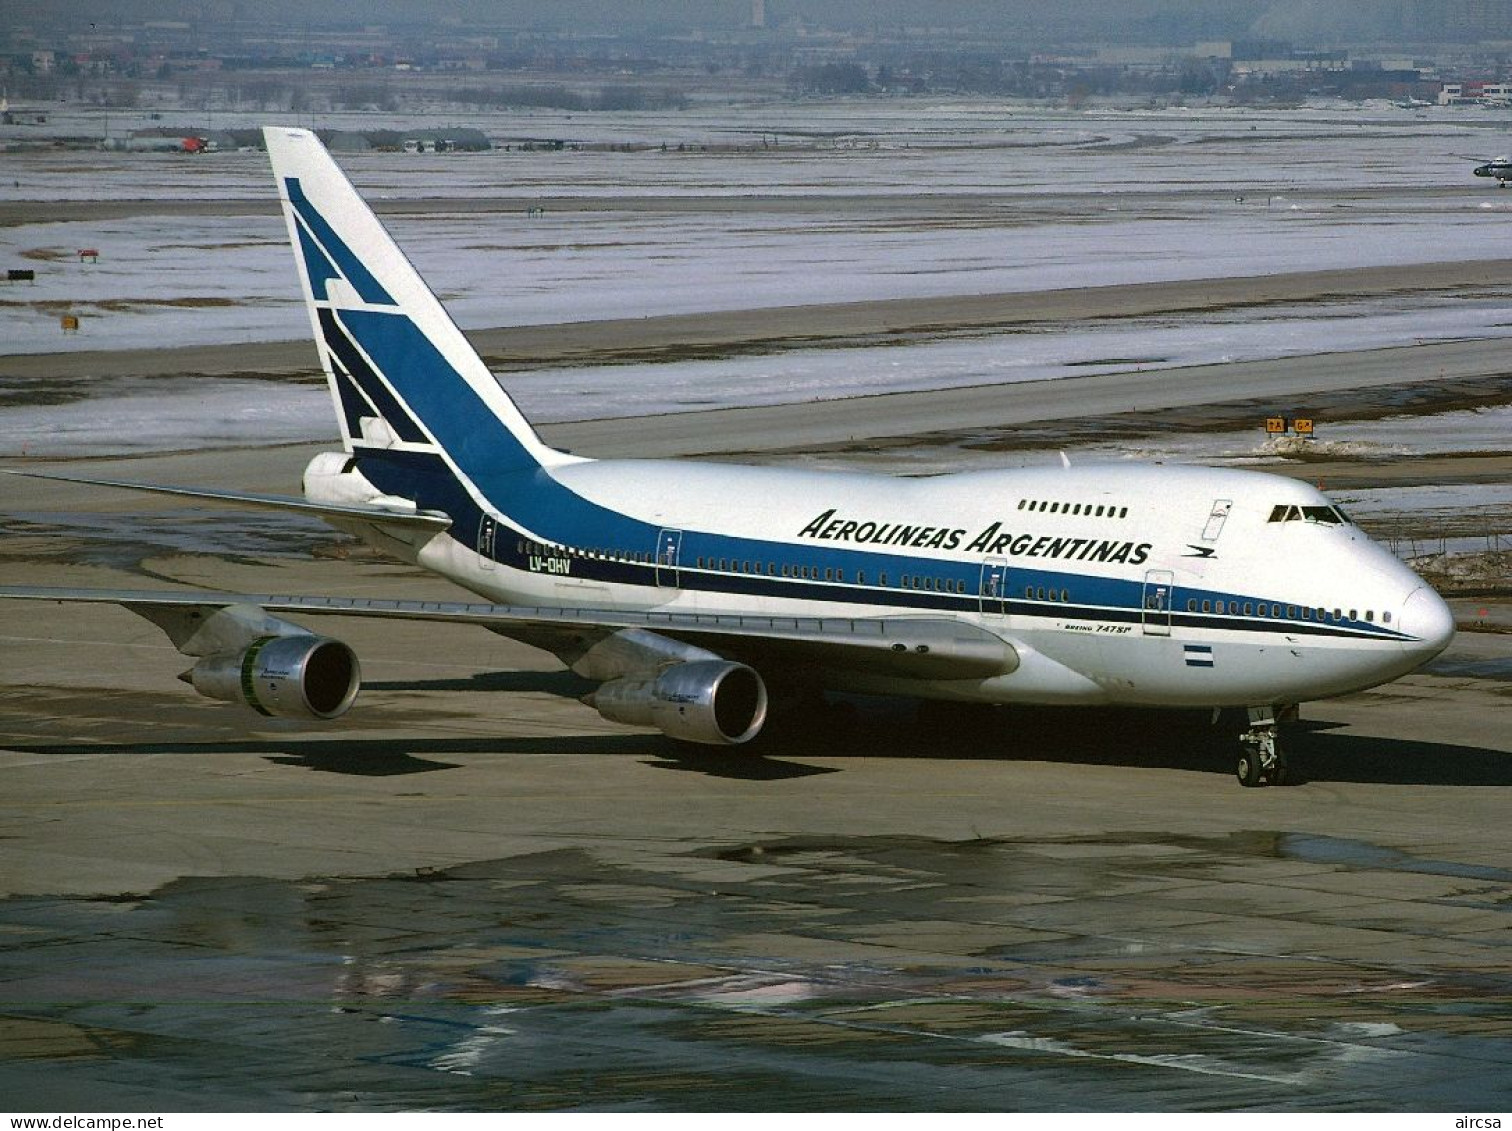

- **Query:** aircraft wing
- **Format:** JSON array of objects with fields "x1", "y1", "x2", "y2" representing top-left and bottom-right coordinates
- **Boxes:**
[
  {"x1": 0, "y1": 585, "x2": 1016, "y2": 682},
  {"x1": 1, "y1": 469, "x2": 452, "y2": 532}
]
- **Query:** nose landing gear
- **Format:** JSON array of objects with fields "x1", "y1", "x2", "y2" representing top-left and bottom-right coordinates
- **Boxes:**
[{"x1": 1236, "y1": 704, "x2": 1294, "y2": 787}]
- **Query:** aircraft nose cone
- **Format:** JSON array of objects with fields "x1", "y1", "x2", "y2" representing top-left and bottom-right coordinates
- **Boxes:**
[{"x1": 1399, "y1": 586, "x2": 1455, "y2": 662}]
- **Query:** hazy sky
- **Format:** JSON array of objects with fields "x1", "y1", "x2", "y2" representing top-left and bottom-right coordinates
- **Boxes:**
[{"x1": 7, "y1": 1, "x2": 1430, "y2": 45}]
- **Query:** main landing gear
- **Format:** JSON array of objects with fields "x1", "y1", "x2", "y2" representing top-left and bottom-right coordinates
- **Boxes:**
[{"x1": 1235, "y1": 704, "x2": 1295, "y2": 787}]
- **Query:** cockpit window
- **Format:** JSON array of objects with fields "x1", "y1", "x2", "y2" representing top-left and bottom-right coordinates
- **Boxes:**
[
  {"x1": 1268, "y1": 504, "x2": 1348, "y2": 525},
  {"x1": 1301, "y1": 506, "x2": 1344, "y2": 525}
]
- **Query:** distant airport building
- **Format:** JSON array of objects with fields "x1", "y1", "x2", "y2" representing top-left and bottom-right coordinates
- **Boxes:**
[
  {"x1": 396, "y1": 128, "x2": 490, "y2": 153},
  {"x1": 1439, "y1": 81, "x2": 1512, "y2": 105}
]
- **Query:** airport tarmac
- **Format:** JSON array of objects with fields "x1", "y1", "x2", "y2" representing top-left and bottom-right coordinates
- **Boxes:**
[{"x1": 2, "y1": 319, "x2": 1511, "y2": 1110}]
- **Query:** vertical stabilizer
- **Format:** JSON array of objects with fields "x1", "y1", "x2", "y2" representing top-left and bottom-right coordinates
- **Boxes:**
[{"x1": 263, "y1": 126, "x2": 568, "y2": 472}]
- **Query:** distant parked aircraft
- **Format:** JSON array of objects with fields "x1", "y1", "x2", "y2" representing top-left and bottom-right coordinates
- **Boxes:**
[{"x1": 1473, "y1": 155, "x2": 1512, "y2": 186}]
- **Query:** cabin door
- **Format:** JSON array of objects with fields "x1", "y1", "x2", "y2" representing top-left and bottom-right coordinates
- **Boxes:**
[
  {"x1": 1201, "y1": 499, "x2": 1233, "y2": 543},
  {"x1": 979, "y1": 558, "x2": 1009, "y2": 617},
  {"x1": 1141, "y1": 569, "x2": 1174, "y2": 636},
  {"x1": 655, "y1": 528, "x2": 683, "y2": 587},
  {"x1": 477, "y1": 514, "x2": 497, "y2": 571}
]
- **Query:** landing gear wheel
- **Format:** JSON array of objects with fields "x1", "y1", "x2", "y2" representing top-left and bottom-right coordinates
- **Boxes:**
[
  {"x1": 1237, "y1": 749, "x2": 1263, "y2": 787},
  {"x1": 1235, "y1": 709, "x2": 1287, "y2": 787}
]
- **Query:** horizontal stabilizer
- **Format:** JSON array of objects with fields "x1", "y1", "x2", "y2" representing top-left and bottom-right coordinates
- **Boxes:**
[{"x1": 2, "y1": 469, "x2": 452, "y2": 531}]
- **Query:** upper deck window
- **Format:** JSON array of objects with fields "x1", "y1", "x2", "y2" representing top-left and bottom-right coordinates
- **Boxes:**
[{"x1": 1021, "y1": 499, "x2": 1129, "y2": 519}]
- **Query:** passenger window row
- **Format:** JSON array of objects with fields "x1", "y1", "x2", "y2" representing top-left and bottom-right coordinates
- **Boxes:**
[
  {"x1": 1019, "y1": 498, "x2": 1128, "y2": 519},
  {"x1": 520, "y1": 539, "x2": 651, "y2": 564},
  {"x1": 696, "y1": 556, "x2": 781, "y2": 576},
  {"x1": 1024, "y1": 586, "x2": 1072, "y2": 603},
  {"x1": 687, "y1": 555, "x2": 980, "y2": 595},
  {"x1": 901, "y1": 574, "x2": 968, "y2": 594},
  {"x1": 516, "y1": 542, "x2": 1402, "y2": 628},
  {"x1": 1185, "y1": 597, "x2": 1390, "y2": 624}
]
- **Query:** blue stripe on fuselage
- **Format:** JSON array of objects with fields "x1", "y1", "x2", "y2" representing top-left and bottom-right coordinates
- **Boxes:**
[{"x1": 349, "y1": 447, "x2": 1409, "y2": 645}]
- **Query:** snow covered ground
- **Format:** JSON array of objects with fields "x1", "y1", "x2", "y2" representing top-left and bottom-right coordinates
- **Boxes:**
[
  {"x1": 7, "y1": 201, "x2": 1512, "y2": 358},
  {"x1": 0, "y1": 375, "x2": 329, "y2": 457},
  {"x1": 2, "y1": 101, "x2": 1510, "y2": 468}
]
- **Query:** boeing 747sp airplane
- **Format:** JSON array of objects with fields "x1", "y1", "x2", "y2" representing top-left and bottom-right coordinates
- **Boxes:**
[{"x1": 0, "y1": 127, "x2": 1456, "y2": 786}]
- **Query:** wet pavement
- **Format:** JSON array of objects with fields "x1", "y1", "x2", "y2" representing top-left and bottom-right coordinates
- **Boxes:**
[{"x1": 2, "y1": 825, "x2": 1510, "y2": 1111}]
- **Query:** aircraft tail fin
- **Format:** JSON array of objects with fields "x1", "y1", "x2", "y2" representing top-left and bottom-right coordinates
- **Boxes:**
[{"x1": 262, "y1": 126, "x2": 568, "y2": 473}]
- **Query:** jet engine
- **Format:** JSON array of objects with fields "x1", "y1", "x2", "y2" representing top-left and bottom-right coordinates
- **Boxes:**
[
  {"x1": 186, "y1": 634, "x2": 361, "y2": 720},
  {"x1": 589, "y1": 660, "x2": 767, "y2": 746}
]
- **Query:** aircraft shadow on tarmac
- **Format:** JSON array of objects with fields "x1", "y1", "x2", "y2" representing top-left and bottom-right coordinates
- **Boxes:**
[
  {"x1": 738, "y1": 702, "x2": 1512, "y2": 788},
  {"x1": 1285, "y1": 721, "x2": 1512, "y2": 787},
  {"x1": 5, "y1": 735, "x2": 636, "y2": 777},
  {"x1": 6, "y1": 705, "x2": 1507, "y2": 785}
]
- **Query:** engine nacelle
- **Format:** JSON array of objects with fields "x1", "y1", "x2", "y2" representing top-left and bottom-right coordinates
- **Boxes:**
[
  {"x1": 591, "y1": 660, "x2": 767, "y2": 746},
  {"x1": 188, "y1": 635, "x2": 361, "y2": 720}
]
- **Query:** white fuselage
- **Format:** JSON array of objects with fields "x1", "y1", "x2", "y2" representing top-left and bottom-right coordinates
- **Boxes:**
[{"x1": 311, "y1": 453, "x2": 1454, "y2": 711}]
